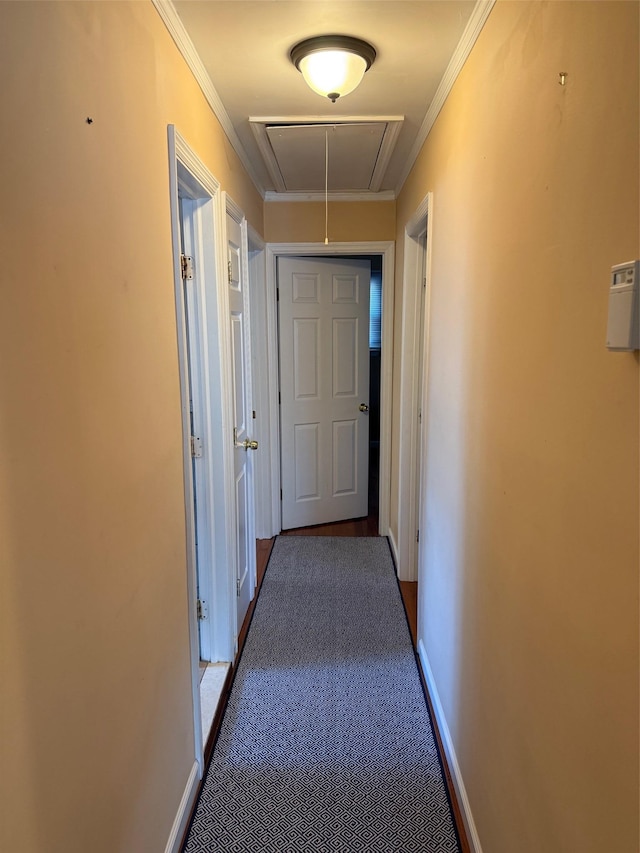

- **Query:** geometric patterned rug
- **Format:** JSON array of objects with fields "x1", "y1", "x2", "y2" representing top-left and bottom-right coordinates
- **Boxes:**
[{"x1": 183, "y1": 536, "x2": 461, "y2": 852}]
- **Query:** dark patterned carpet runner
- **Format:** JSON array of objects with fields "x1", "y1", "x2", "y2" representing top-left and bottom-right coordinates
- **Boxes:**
[{"x1": 184, "y1": 536, "x2": 461, "y2": 852}]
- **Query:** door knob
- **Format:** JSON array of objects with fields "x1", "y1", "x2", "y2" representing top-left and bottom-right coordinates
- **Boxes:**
[
  {"x1": 234, "y1": 428, "x2": 258, "y2": 451},
  {"x1": 359, "y1": 403, "x2": 369, "y2": 412}
]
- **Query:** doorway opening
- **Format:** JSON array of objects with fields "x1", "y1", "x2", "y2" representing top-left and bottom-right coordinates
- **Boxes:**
[
  {"x1": 397, "y1": 192, "x2": 432, "y2": 584},
  {"x1": 277, "y1": 255, "x2": 373, "y2": 531},
  {"x1": 366, "y1": 254, "x2": 382, "y2": 526},
  {"x1": 303, "y1": 253, "x2": 383, "y2": 531},
  {"x1": 264, "y1": 242, "x2": 394, "y2": 538},
  {"x1": 168, "y1": 127, "x2": 238, "y2": 780}
]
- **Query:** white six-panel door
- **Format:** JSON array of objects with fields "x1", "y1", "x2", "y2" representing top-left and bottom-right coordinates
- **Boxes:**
[
  {"x1": 227, "y1": 212, "x2": 255, "y2": 631},
  {"x1": 278, "y1": 256, "x2": 371, "y2": 529}
]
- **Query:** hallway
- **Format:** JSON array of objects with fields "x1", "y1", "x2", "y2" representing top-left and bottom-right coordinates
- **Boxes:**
[{"x1": 2, "y1": 4, "x2": 638, "y2": 852}]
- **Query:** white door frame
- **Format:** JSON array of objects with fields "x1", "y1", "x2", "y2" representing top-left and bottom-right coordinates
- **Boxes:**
[
  {"x1": 179, "y1": 196, "x2": 217, "y2": 665},
  {"x1": 264, "y1": 241, "x2": 395, "y2": 537},
  {"x1": 247, "y1": 227, "x2": 273, "y2": 540},
  {"x1": 167, "y1": 126, "x2": 238, "y2": 774},
  {"x1": 396, "y1": 193, "x2": 433, "y2": 581}
]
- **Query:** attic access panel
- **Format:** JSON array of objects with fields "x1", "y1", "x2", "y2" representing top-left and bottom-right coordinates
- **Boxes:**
[
  {"x1": 250, "y1": 117, "x2": 403, "y2": 194},
  {"x1": 267, "y1": 123, "x2": 383, "y2": 192}
]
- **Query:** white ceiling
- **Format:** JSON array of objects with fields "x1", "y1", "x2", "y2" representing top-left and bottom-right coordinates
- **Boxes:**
[{"x1": 163, "y1": 0, "x2": 490, "y2": 198}]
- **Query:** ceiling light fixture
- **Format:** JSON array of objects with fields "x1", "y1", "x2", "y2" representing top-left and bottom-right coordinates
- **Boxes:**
[{"x1": 290, "y1": 35, "x2": 376, "y2": 103}]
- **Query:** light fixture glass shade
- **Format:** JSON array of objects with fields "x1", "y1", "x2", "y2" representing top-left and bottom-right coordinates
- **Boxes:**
[
  {"x1": 290, "y1": 36, "x2": 376, "y2": 102},
  {"x1": 298, "y1": 50, "x2": 367, "y2": 101}
]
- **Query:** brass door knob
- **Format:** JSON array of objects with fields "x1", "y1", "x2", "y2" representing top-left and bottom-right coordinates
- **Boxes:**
[
  {"x1": 359, "y1": 403, "x2": 369, "y2": 412},
  {"x1": 234, "y1": 428, "x2": 259, "y2": 451}
]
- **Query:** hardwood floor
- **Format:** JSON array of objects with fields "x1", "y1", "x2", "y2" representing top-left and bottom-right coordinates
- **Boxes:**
[
  {"x1": 236, "y1": 538, "x2": 273, "y2": 659},
  {"x1": 399, "y1": 578, "x2": 418, "y2": 647},
  {"x1": 280, "y1": 514, "x2": 380, "y2": 538}
]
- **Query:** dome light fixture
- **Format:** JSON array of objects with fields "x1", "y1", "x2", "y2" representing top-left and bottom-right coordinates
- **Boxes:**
[{"x1": 290, "y1": 35, "x2": 376, "y2": 103}]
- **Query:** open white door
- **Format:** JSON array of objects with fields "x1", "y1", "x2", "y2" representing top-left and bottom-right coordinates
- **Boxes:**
[
  {"x1": 179, "y1": 197, "x2": 213, "y2": 664},
  {"x1": 226, "y1": 207, "x2": 256, "y2": 630},
  {"x1": 278, "y1": 256, "x2": 371, "y2": 530}
]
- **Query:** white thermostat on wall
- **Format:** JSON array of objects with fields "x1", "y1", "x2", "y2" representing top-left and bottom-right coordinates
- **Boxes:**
[{"x1": 606, "y1": 260, "x2": 639, "y2": 351}]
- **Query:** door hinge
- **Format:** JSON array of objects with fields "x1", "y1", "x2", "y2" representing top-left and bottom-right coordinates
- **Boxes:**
[
  {"x1": 252, "y1": 410, "x2": 256, "y2": 419},
  {"x1": 416, "y1": 529, "x2": 420, "y2": 543},
  {"x1": 228, "y1": 260, "x2": 233, "y2": 284},
  {"x1": 276, "y1": 286, "x2": 279, "y2": 302},
  {"x1": 418, "y1": 408, "x2": 422, "y2": 424},
  {"x1": 423, "y1": 276, "x2": 427, "y2": 289},
  {"x1": 181, "y1": 254, "x2": 194, "y2": 280},
  {"x1": 196, "y1": 598, "x2": 208, "y2": 620},
  {"x1": 190, "y1": 435, "x2": 203, "y2": 458},
  {"x1": 278, "y1": 391, "x2": 281, "y2": 405},
  {"x1": 236, "y1": 577, "x2": 241, "y2": 597},
  {"x1": 280, "y1": 488, "x2": 283, "y2": 501}
]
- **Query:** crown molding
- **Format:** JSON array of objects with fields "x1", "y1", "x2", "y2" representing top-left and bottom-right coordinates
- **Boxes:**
[
  {"x1": 264, "y1": 190, "x2": 396, "y2": 203},
  {"x1": 250, "y1": 115, "x2": 405, "y2": 125},
  {"x1": 151, "y1": 0, "x2": 265, "y2": 196},
  {"x1": 394, "y1": 0, "x2": 496, "y2": 195}
]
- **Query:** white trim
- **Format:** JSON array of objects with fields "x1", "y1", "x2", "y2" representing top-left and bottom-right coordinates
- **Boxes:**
[
  {"x1": 369, "y1": 119, "x2": 403, "y2": 192},
  {"x1": 418, "y1": 205, "x2": 435, "y2": 573},
  {"x1": 152, "y1": 0, "x2": 264, "y2": 195},
  {"x1": 265, "y1": 241, "x2": 394, "y2": 536},
  {"x1": 405, "y1": 194, "x2": 432, "y2": 243},
  {"x1": 266, "y1": 247, "x2": 282, "y2": 537},
  {"x1": 179, "y1": 197, "x2": 217, "y2": 664},
  {"x1": 225, "y1": 194, "x2": 244, "y2": 227},
  {"x1": 250, "y1": 114, "x2": 405, "y2": 125},
  {"x1": 397, "y1": 193, "x2": 433, "y2": 582},
  {"x1": 173, "y1": 130, "x2": 221, "y2": 198},
  {"x1": 247, "y1": 228, "x2": 273, "y2": 539},
  {"x1": 387, "y1": 527, "x2": 400, "y2": 573},
  {"x1": 249, "y1": 122, "x2": 286, "y2": 192},
  {"x1": 247, "y1": 225, "x2": 265, "y2": 251},
  {"x1": 264, "y1": 190, "x2": 396, "y2": 203},
  {"x1": 164, "y1": 760, "x2": 200, "y2": 853},
  {"x1": 378, "y1": 244, "x2": 395, "y2": 535},
  {"x1": 395, "y1": 0, "x2": 496, "y2": 194},
  {"x1": 168, "y1": 126, "x2": 205, "y2": 772},
  {"x1": 418, "y1": 640, "x2": 484, "y2": 853}
]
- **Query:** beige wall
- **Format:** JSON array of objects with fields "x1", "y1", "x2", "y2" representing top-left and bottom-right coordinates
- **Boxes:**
[
  {"x1": 394, "y1": 2, "x2": 639, "y2": 851},
  {"x1": 264, "y1": 200, "x2": 396, "y2": 243},
  {"x1": 0, "y1": 3, "x2": 262, "y2": 852}
]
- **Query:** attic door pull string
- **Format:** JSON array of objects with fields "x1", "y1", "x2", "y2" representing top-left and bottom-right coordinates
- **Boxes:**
[{"x1": 324, "y1": 128, "x2": 329, "y2": 245}]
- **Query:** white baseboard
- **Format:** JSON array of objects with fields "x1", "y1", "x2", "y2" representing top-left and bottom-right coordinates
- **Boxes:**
[
  {"x1": 164, "y1": 760, "x2": 200, "y2": 853},
  {"x1": 417, "y1": 640, "x2": 484, "y2": 853},
  {"x1": 387, "y1": 528, "x2": 400, "y2": 574}
]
